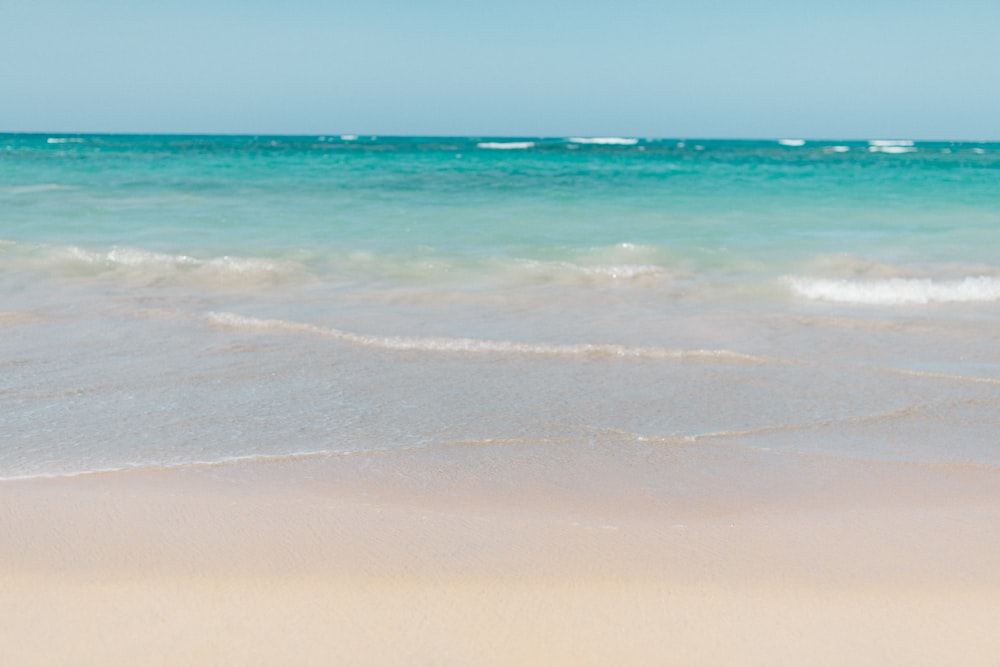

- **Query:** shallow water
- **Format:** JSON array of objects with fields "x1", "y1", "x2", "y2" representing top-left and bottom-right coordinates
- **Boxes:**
[{"x1": 2, "y1": 134, "x2": 999, "y2": 479}]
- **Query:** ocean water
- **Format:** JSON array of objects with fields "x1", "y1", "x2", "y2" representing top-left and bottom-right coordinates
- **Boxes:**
[{"x1": 2, "y1": 134, "x2": 999, "y2": 482}]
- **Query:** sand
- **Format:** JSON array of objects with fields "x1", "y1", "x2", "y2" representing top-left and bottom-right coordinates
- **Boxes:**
[{"x1": 2, "y1": 452, "x2": 1000, "y2": 666}]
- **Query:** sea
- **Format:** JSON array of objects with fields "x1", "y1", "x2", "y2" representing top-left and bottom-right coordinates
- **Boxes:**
[{"x1": 2, "y1": 134, "x2": 999, "y2": 484}]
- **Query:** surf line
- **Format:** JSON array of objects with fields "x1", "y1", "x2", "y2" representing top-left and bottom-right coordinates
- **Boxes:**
[{"x1": 205, "y1": 311, "x2": 777, "y2": 364}]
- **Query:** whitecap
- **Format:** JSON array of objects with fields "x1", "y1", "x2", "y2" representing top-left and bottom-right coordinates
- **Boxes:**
[
  {"x1": 824, "y1": 146, "x2": 850, "y2": 153},
  {"x1": 778, "y1": 139, "x2": 805, "y2": 147},
  {"x1": 868, "y1": 139, "x2": 914, "y2": 147},
  {"x1": 46, "y1": 137, "x2": 85, "y2": 144},
  {"x1": 787, "y1": 276, "x2": 1000, "y2": 305},
  {"x1": 567, "y1": 137, "x2": 639, "y2": 145},
  {"x1": 477, "y1": 141, "x2": 535, "y2": 150},
  {"x1": 869, "y1": 145, "x2": 917, "y2": 154}
]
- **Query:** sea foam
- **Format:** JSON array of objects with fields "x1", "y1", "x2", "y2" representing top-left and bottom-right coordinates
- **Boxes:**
[
  {"x1": 3, "y1": 242, "x2": 308, "y2": 286},
  {"x1": 788, "y1": 276, "x2": 1000, "y2": 304},
  {"x1": 477, "y1": 141, "x2": 535, "y2": 150},
  {"x1": 206, "y1": 312, "x2": 772, "y2": 363},
  {"x1": 567, "y1": 137, "x2": 639, "y2": 145},
  {"x1": 868, "y1": 139, "x2": 917, "y2": 154}
]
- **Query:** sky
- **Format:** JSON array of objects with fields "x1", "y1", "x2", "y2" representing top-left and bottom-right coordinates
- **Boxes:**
[{"x1": 2, "y1": 0, "x2": 999, "y2": 139}]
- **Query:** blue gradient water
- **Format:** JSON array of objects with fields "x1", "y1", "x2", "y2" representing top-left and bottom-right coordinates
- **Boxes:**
[{"x1": 3, "y1": 135, "x2": 999, "y2": 480}]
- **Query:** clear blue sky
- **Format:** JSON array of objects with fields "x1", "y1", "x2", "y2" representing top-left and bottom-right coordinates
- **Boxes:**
[{"x1": 3, "y1": 0, "x2": 998, "y2": 139}]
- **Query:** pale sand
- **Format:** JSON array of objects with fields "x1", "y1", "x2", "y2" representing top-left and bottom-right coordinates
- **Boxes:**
[{"x1": 2, "y1": 453, "x2": 1000, "y2": 666}]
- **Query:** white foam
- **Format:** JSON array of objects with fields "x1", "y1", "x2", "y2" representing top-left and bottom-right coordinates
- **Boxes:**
[
  {"x1": 869, "y1": 139, "x2": 914, "y2": 147},
  {"x1": 104, "y1": 246, "x2": 199, "y2": 268},
  {"x1": 778, "y1": 139, "x2": 805, "y2": 147},
  {"x1": 582, "y1": 264, "x2": 664, "y2": 280},
  {"x1": 13, "y1": 243, "x2": 308, "y2": 286},
  {"x1": 972, "y1": 148, "x2": 986, "y2": 155},
  {"x1": 502, "y1": 258, "x2": 672, "y2": 286},
  {"x1": 825, "y1": 146, "x2": 850, "y2": 153},
  {"x1": 46, "y1": 137, "x2": 85, "y2": 144},
  {"x1": 206, "y1": 312, "x2": 772, "y2": 363},
  {"x1": 340, "y1": 134, "x2": 358, "y2": 141},
  {"x1": 477, "y1": 141, "x2": 535, "y2": 150},
  {"x1": 567, "y1": 137, "x2": 639, "y2": 145},
  {"x1": 788, "y1": 276, "x2": 1000, "y2": 305},
  {"x1": 869, "y1": 145, "x2": 917, "y2": 154}
]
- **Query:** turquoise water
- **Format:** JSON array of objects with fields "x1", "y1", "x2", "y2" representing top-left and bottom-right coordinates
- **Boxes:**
[{"x1": 2, "y1": 134, "x2": 1000, "y2": 479}]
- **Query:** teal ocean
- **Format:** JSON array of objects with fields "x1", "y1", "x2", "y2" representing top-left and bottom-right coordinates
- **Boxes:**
[{"x1": 3, "y1": 134, "x2": 999, "y2": 480}]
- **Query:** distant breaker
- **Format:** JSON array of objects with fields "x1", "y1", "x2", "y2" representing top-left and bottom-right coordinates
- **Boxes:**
[
  {"x1": 567, "y1": 137, "x2": 639, "y2": 145},
  {"x1": 868, "y1": 139, "x2": 917, "y2": 154},
  {"x1": 477, "y1": 141, "x2": 536, "y2": 150}
]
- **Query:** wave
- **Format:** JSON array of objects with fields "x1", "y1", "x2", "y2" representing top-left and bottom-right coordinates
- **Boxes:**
[
  {"x1": 0, "y1": 449, "x2": 353, "y2": 482},
  {"x1": 1, "y1": 240, "x2": 685, "y2": 291},
  {"x1": 868, "y1": 139, "x2": 917, "y2": 154},
  {"x1": 567, "y1": 137, "x2": 639, "y2": 145},
  {"x1": 787, "y1": 276, "x2": 1000, "y2": 304},
  {"x1": 46, "y1": 137, "x2": 85, "y2": 144},
  {"x1": 877, "y1": 367, "x2": 1000, "y2": 386},
  {"x1": 777, "y1": 139, "x2": 805, "y2": 147},
  {"x1": 477, "y1": 141, "x2": 535, "y2": 150},
  {"x1": 495, "y1": 242, "x2": 685, "y2": 286},
  {"x1": 206, "y1": 311, "x2": 774, "y2": 363},
  {"x1": 1, "y1": 242, "x2": 309, "y2": 286},
  {"x1": 497, "y1": 258, "x2": 675, "y2": 287},
  {"x1": 690, "y1": 404, "x2": 929, "y2": 443},
  {"x1": 869, "y1": 139, "x2": 914, "y2": 147},
  {"x1": 0, "y1": 184, "x2": 75, "y2": 195},
  {"x1": 869, "y1": 145, "x2": 917, "y2": 154}
]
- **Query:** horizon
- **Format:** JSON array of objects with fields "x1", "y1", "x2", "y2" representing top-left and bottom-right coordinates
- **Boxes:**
[{"x1": 5, "y1": 132, "x2": 998, "y2": 144}]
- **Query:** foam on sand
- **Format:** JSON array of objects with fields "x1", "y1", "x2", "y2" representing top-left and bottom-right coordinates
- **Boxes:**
[{"x1": 205, "y1": 311, "x2": 774, "y2": 363}]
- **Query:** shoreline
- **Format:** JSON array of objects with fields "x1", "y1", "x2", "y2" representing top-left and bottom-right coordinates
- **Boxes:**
[{"x1": 3, "y1": 456, "x2": 1000, "y2": 665}]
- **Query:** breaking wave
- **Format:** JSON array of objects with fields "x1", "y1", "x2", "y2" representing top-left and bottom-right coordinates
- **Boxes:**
[
  {"x1": 788, "y1": 276, "x2": 1000, "y2": 304},
  {"x1": 567, "y1": 137, "x2": 639, "y2": 145},
  {"x1": 0, "y1": 242, "x2": 308, "y2": 286},
  {"x1": 477, "y1": 141, "x2": 535, "y2": 150}
]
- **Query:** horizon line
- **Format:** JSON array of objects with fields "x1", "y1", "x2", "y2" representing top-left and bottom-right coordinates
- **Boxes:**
[{"x1": 3, "y1": 131, "x2": 998, "y2": 143}]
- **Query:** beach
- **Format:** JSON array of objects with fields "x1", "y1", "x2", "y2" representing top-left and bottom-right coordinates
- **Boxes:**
[
  {"x1": 3, "y1": 135, "x2": 1000, "y2": 663},
  {"x1": 3, "y1": 453, "x2": 1000, "y2": 665}
]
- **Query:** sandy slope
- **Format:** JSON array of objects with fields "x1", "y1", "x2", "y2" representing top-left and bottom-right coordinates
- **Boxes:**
[{"x1": 2, "y1": 456, "x2": 999, "y2": 666}]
